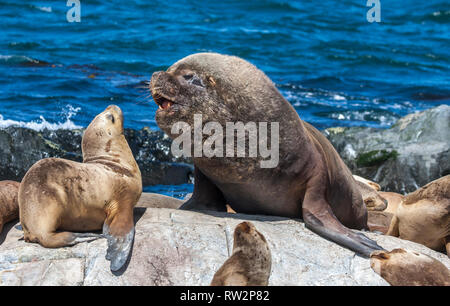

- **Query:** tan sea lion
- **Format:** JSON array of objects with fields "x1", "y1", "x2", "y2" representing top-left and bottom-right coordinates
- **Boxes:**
[
  {"x1": 371, "y1": 248, "x2": 450, "y2": 286},
  {"x1": 367, "y1": 211, "x2": 394, "y2": 234},
  {"x1": 379, "y1": 191, "x2": 404, "y2": 214},
  {"x1": 151, "y1": 52, "x2": 384, "y2": 256},
  {"x1": 353, "y1": 175, "x2": 381, "y2": 191},
  {"x1": 211, "y1": 222, "x2": 271, "y2": 286},
  {"x1": 136, "y1": 192, "x2": 183, "y2": 209},
  {"x1": 19, "y1": 105, "x2": 142, "y2": 271},
  {"x1": 0, "y1": 181, "x2": 20, "y2": 234},
  {"x1": 386, "y1": 175, "x2": 449, "y2": 257}
]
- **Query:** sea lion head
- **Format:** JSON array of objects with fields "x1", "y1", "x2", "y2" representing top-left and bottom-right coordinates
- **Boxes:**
[
  {"x1": 370, "y1": 248, "x2": 450, "y2": 286},
  {"x1": 150, "y1": 52, "x2": 281, "y2": 137},
  {"x1": 82, "y1": 105, "x2": 125, "y2": 161},
  {"x1": 233, "y1": 221, "x2": 268, "y2": 251}
]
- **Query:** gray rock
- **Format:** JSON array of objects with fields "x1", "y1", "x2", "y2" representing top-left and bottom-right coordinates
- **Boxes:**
[
  {"x1": 1, "y1": 208, "x2": 449, "y2": 286},
  {"x1": 325, "y1": 105, "x2": 450, "y2": 193},
  {"x1": 0, "y1": 127, "x2": 193, "y2": 186}
]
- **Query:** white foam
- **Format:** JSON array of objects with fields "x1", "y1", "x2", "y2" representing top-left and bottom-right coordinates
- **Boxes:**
[{"x1": 0, "y1": 105, "x2": 82, "y2": 131}]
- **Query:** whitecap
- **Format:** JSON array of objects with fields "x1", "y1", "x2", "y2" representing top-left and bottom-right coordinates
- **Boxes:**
[{"x1": 0, "y1": 105, "x2": 82, "y2": 131}]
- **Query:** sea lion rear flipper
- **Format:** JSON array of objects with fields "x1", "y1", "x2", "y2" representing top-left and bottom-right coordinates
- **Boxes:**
[
  {"x1": 179, "y1": 167, "x2": 227, "y2": 212},
  {"x1": 103, "y1": 213, "x2": 135, "y2": 272},
  {"x1": 302, "y1": 193, "x2": 384, "y2": 257}
]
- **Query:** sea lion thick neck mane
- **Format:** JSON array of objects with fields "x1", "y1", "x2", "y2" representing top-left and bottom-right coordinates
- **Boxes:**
[{"x1": 151, "y1": 53, "x2": 384, "y2": 257}]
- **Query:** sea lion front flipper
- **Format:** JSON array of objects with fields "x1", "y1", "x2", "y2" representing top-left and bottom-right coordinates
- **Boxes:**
[
  {"x1": 179, "y1": 167, "x2": 227, "y2": 212},
  {"x1": 302, "y1": 189, "x2": 384, "y2": 257},
  {"x1": 103, "y1": 208, "x2": 135, "y2": 272}
]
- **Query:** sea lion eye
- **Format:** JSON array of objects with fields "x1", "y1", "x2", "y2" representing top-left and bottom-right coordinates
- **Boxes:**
[
  {"x1": 183, "y1": 74, "x2": 204, "y2": 87},
  {"x1": 107, "y1": 114, "x2": 115, "y2": 124},
  {"x1": 191, "y1": 77, "x2": 204, "y2": 87},
  {"x1": 183, "y1": 74, "x2": 194, "y2": 80}
]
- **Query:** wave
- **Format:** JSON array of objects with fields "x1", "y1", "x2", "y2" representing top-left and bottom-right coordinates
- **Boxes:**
[{"x1": 0, "y1": 105, "x2": 82, "y2": 131}]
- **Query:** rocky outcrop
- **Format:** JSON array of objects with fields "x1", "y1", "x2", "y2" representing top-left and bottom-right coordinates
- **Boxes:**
[
  {"x1": 1, "y1": 105, "x2": 448, "y2": 193},
  {"x1": 325, "y1": 105, "x2": 450, "y2": 193},
  {"x1": 1, "y1": 207, "x2": 449, "y2": 286},
  {"x1": 0, "y1": 127, "x2": 193, "y2": 186}
]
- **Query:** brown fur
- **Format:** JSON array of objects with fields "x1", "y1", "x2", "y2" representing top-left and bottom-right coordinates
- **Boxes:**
[
  {"x1": 371, "y1": 248, "x2": 450, "y2": 286},
  {"x1": 151, "y1": 53, "x2": 383, "y2": 257},
  {"x1": 19, "y1": 105, "x2": 142, "y2": 249},
  {"x1": 136, "y1": 193, "x2": 183, "y2": 209},
  {"x1": 211, "y1": 222, "x2": 271, "y2": 286},
  {"x1": 379, "y1": 191, "x2": 404, "y2": 214},
  {"x1": 0, "y1": 181, "x2": 20, "y2": 234},
  {"x1": 386, "y1": 175, "x2": 450, "y2": 257}
]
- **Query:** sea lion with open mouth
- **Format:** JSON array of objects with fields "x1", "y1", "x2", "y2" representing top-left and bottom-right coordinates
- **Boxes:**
[
  {"x1": 150, "y1": 53, "x2": 384, "y2": 257},
  {"x1": 19, "y1": 105, "x2": 142, "y2": 271}
]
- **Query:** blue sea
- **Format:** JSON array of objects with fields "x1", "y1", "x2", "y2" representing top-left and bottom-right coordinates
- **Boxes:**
[{"x1": 1, "y1": 1, "x2": 449, "y2": 198}]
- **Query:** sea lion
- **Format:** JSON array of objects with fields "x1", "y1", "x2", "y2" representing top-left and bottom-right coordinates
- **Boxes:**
[
  {"x1": 371, "y1": 248, "x2": 450, "y2": 286},
  {"x1": 353, "y1": 175, "x2": 381, "y2": 191},
  {"x1": 136, "y1": 192, "x2": 183, "y2": 209},
  {"x1": 19, "y1": 105, "x2": 142, "y2": 271},
  {"x1": 150, "y1": 52, "x2": 384, "y2": 256},
  {"x1": 211, "y1": 222, "x2": 271, "y2": 286},
  {"x1": 386, "y1": 175, "x2": 450, "y2": 257},
  {"x1": 0, "y1": 181, "x2": 20, "y2": 234},
  {"x1": 367, "y1": 211, "x2": 394, "y2": 234},
  {"x1": 379, "y1": 191, "x2": 404, "y2": 214}
]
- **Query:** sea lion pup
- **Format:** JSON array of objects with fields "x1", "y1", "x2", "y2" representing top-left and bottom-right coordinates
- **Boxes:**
[
  {"x1": 0, "y1": 181, "x2": 20, "y2": 234},
  {"x1": 211, "y1": 222, "x2": 271, "y2": 286},
  {"x1": 371, "y1": 248, "x2": 450, "y2": 286},
  {"x1": 387, "y1": 175, "x2": 450, "y2": 257},
  {"x1": 352, "y1": 175, "x2": 388, "y2": 211},
  {"x1": 150, "y1": 52, "x2": 383, "y2": 257},
  {"x1": 19, "y1": 105, "x2": 142, "y2": 271}
]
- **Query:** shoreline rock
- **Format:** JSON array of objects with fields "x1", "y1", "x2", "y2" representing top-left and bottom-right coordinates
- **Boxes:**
[
  {"x1": 325, "y1": 105, "x2": 449, "y2": 193},
  {"x1": 0, "y1": 207, "x2": 449, "y2": 286},
  {"x1": 0, "y1": 127, "x2": 193, "y2": 186},
  {"x1": 0, "y1": 105, "x2": 448, "y2": 193}
]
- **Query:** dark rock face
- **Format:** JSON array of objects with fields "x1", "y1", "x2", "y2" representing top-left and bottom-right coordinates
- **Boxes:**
[
  {"x1": 0, "y1": 105, "x2": 448, "y2": 193},
  {"x1": 325, "y1": 105, "x2": 450, "y2": 193},
  {"x1": 0, "y1": 127, "x2": 193, "y2": 186}
]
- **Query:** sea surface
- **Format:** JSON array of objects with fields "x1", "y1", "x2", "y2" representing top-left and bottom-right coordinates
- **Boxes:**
[{"x1": 1, "y1": 0, "x2": 449, "y2": 197}]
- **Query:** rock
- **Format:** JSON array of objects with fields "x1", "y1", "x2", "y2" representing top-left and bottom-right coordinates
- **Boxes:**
[
  {"x1": 1, "y1": 208, "x2": 449, "y2": 286},
  {"x1": 325, "y1": 105, "x2": 450, "y2": 193},
  {"x1": 0, "y1": 127, "x2": 193, "y2": 186}
]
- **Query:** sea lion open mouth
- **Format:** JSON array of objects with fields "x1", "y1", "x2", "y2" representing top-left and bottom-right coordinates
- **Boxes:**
[{"x1": 153, "y1": 92, "x2": 175, "y2": 111}]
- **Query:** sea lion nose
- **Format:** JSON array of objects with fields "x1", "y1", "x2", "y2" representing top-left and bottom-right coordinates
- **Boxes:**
[{"x1": 150, "y1": 71, "x2": 178, "y2": 97}]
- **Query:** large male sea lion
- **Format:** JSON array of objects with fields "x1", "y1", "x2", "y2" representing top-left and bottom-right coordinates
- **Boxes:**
[
  {"x1": 0, "y1": 181, "x2": 20, "y2": 234},
  {"x1": 150, "y1": 52, "x2": 384, "y2": 256},
  {"x1": 19, "y1": 105, "x2": 142, "y2": 271},
  {"x1": 211, "y1": 222, "x2": 271, "y2": 286},
  {"x1": 387, "y1": 175, "x2": 450, "y2": 257}
]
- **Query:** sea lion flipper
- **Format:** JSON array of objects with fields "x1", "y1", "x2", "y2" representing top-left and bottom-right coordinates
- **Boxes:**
[
  {"x1": 179, "y1": 167, "x2": 227, "y2": 212},
  {"x1": 102, "y1": 220, "x2": 135, "y2": 272},
  {"x1": 303, "y1": 196, "x2": 384, "y2": 257}
]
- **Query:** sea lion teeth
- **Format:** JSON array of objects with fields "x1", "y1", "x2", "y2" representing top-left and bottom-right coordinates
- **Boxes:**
[{"x1": 19, "y1": 105, "x2": 142, "y2": 272}]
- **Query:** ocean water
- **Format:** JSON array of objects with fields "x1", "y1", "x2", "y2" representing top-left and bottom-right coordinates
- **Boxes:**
[{"x1": 1, "y1": 1, "x2": 449, "y2": 197}]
